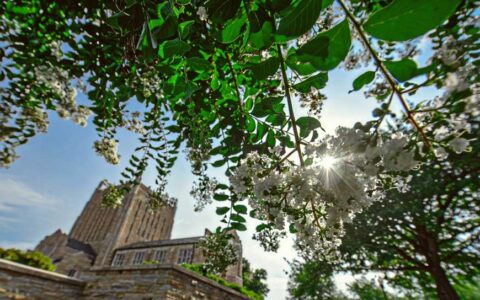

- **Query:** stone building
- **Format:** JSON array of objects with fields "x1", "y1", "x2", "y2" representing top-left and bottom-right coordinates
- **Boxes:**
[{"x1": 2, "y1": 180, "x2": 248, "y2": 299}]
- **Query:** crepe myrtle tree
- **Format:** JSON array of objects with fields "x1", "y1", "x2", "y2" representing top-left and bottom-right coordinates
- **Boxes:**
[
  {"x1": 1, "y1": 0, "x2": 478, "y2": 271},
  {"x1": 295, "y1": 121, "x2": 479, "y2": 299}
]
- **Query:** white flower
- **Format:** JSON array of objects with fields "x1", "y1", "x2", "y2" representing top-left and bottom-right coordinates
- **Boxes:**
[
  {"x1": 449, "y1": 137, "x2": 469, "y2": 154},
  {"x1": 197, "y1": 6, "x2": 208, "y2": 21},
  {"x1": 434, "y1": 147, "x2": 449, "y2": 160},
  {"x1": 94, "y1": 138, "x2": 121, "y2": 165}
]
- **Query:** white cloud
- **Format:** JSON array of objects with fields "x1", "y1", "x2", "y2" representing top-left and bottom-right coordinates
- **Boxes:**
[{"x1": 0, "y1": 176, "x2": 55, "y2": 212}]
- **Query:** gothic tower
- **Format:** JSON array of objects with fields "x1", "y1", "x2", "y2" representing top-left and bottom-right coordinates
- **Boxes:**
[
  {"x1": 69, "y1": 181, "x2": 177, "y2": 266},
  {"x1": 36, "y1": 181, "x2": 177, "y2": 270}
]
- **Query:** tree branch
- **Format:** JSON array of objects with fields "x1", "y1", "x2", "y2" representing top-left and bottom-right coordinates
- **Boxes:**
[
  {"x1": 393, "y1": 245, "x2": 428, "y2": 271},
  {"x1": 337, "y1": 0, "x2": 431, "y2": 148},
  {"x1": 277, "y1": 43, "x2": 304, "y2": 166}
]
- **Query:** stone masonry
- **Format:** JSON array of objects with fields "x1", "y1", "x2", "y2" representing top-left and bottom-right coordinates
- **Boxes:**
[{"x1": 0, "y1": 258, "x2": 249, "y2": 300}]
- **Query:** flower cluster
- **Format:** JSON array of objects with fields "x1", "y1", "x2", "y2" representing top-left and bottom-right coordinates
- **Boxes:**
[
  {"x1": 252, "y1": 229, "x2": 286, "y2": 253},
  {"x1": 93, "y1": 138, "x2": 121, "y2": 165},
  {"x1": 101, "y1": 184, "x2": 126, "y2": 208},
  {"x1": 130, "y1": 69, "x2": 163, "y2": 100},
  {"x1": 0, "y1": 148, "x2": 18, "y2": 169},
  {"x1": 296, "y1": 88, "x2": 326, "y2": 117},
  {"x1": 146, "y1": 187, "x2": 178, "y2": 210},
  {"x1": 229, "y1": 127, "x2": 420, "y2": 256},
  {"x1": 191, "y1": 176, "x2": 218, "y2": 212},
  {"x1": 198, "y1": 231, "x2": 238, "y2": 274},
  {"x1": 34, "y1": 65, "x2": 92, "y2": 127},
  {"x1": 416, "y1": 66, "x2": 479, "y2": 160},
  {"x1": 122, "y1": 112, "x2": 147, "y2": 135}
]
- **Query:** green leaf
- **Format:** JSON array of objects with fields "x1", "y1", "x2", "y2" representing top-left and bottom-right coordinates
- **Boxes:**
[
  {"x1": 384, "y1": 59, "x2": 419, "y2": 82},
  {"x1": 289, "y1": 223, "x2": 298, "y2": 233},
  {"x1": 352, "y1": 71, "x2": 375, "y2": 91},
  {"x1": 216, "y1": 184, "x2": 229, "y2": 190},
  {"x1": 158, "y1": 39, "x2": 190, "y2": 58},
  {"x1": 293, "y1": 72, "x2": 328, "y2": 93},
  {"x1": 211, "y1": 159, "x2": 227, "y2": 167},
  {"x1": 220, "y1": 17, "x2": 246, "y2": 44},
  {"x1": 267, "y1": 129, "x2": 276, "y2": 147},
  {"x1": 207, "y1": 0, "x2": 241, "y2": 23},
  {"x1": 256, "y1": 122, "x2": 268, "y2": 141},
  {"x1": 256, "y1": 223, "x2": 269, "y2": 232},
  {"x1": 247, "y1": 6, "x2": 270, "y2": 33},
  {"x1": 230, "y1": 222, "x2": 247, "y2": 231},
  {"x1": 10, "y1": 6, "x2": 37, "y2": 15},
  {"x1": 149, "y1": 18, "x2": 165, "y2": 30},
  {"x1": 297, "y1": 116, "x2": 321, "y2": 138},
  {"x1": 231, "y1": 214, "x2": 246, "y2": 223},
  {"x1": 187, "y1": 57, "x2": 211, "y2": 72},
  {"x1": 176, "y1": 0, "x2": 190, "y2": 4},
  {"x1": 286, "y1": 55, "x2": 318, "y2": 76},
  {"x1": 363, "y1": 0, "x2": 461, "y2": 41},
  {"x1": 249, "y1": 57, "x2": 280, "y2": 81},
  {"x1": 252, "y1": 97, "x2": 283, "y2": 118},
  {"x1": 179, "y1": 20, "x2": 195, "y2": 39},
  {"x1": 216, "y1": 206, "x2": 230, "y2": 215},
  {"x1": 245, "y1": 98, "x2": 254, "y2": 112},
  {"x1": 276, "y1": 0, "x2": 324, "y2": 41},
  {"x1": 294, "y1": 20, "x2": 351, "y2": 71},
  {"x1": 233, "y1": 204, "x2": 248, "y2": 214},
  {"x1": 249, "y1": 21, "x2": 274, "y2": 50},
  {"x1": 213, "y1": 193, "x2": 229, "y2": 201},
  {"x1": 245, "y1": 115, "x2": 256, "y2": 132}
]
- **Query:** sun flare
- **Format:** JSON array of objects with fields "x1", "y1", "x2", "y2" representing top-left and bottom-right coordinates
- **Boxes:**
[{"x1": 319, "y1": 155, "x2": 337, "y2": 170}]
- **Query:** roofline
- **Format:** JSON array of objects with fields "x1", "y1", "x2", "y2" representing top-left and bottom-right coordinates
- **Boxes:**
[{"x1": 116, "y1": 236, "x2": 204, "y2": 251}]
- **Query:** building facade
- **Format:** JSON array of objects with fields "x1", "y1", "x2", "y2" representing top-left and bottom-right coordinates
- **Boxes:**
[{"x1": 35, "y1": 180, "x2": 243, "y2": 285}]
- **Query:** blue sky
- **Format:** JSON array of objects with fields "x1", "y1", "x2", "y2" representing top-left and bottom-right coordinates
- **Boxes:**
[{"x1": 0, "y1": 41, "x2": 437, "y2": 299}]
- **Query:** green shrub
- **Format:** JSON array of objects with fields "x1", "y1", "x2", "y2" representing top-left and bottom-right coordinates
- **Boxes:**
[
  {"x1": 181, "y1": 263, "x2": 263, "y2": 300},
  {"x1": 0, "y1": 247, "x2": 56, "y2": 271}
]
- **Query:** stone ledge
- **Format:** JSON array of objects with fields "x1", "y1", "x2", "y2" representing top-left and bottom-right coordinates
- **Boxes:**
[
  {"x1": 0, "y1": 258, "x2": 85, "y2": 286},
  {"x1": 88, "y1": 263, "x2": 249, "y2": 299}
]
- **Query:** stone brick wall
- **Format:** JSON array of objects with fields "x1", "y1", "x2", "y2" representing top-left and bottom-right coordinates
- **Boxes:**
[
  {"x1": 0, "y1": 259, "x2": 85, "y2": 299},
  {"x1": 0, "y1": 259, "x2": 249, "y2": 300},
  {"x1": 82, "y1": 264, "x2": 249, "y2": 300}
]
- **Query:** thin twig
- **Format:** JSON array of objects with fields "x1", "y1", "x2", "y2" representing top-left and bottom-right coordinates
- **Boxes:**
[{"x1": 277, "y1": 44, "x2": 305, "y2": 165}]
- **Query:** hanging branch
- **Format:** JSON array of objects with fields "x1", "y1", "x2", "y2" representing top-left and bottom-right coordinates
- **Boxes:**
[
  {"x1": 277, "y1": 43, "x2": 324, "y2": 229},
  {"x1": 337, "y1": 0, "x2": 431, "y2": 148},
  {"x1": 226, "y1": 53, "x2": 246, "y2": 137},
  {"x1": 277, "y1": 44, "x2": 305, "y2": 166}
]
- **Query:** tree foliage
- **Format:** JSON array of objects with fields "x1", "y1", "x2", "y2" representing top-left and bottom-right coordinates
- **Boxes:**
[
  {"x1": 0, "y1": 247, "x2": 56, "y2": 271},
  {"x1": 242, "y1": 258, "x2": 269, "y2": 297}
]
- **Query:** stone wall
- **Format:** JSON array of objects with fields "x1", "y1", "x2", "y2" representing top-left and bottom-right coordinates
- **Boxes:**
[
  {"x1": 82, "y1": 264, "x2": 249, "y2": 300},
  {"x1": 0, "y1": 259, "x2": 85, "y2": 299},
  {"x1": 0, "y1": 259, "x2": 249, "y2": 300}
]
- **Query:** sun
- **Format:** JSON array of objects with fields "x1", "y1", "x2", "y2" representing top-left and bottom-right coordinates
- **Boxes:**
[{"x1": 319, "y1": 155, "x2": 337, "y2": 170}]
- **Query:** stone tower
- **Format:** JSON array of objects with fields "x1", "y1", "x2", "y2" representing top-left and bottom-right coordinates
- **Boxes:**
[
  {"x1": 68, "y1": 181, "x2": 177, "y2": 266},
  {"x1": 36, "y1": 181, "x2": 177, "y2": 270}
]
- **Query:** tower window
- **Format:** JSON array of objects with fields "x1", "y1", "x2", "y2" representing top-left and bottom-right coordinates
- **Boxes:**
[
  {"x1": 154, "y1": 250, "x2": 167, "y2": 263},
  {"x1": 112, "y1": 253, "x2": 125, "y2": 266},
  {"x1": 133, "y1": 251, "x2": 146, "y2": 265},
  {"x1": 177, "y1": 248, "x2": 193, "y2": 264}
]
